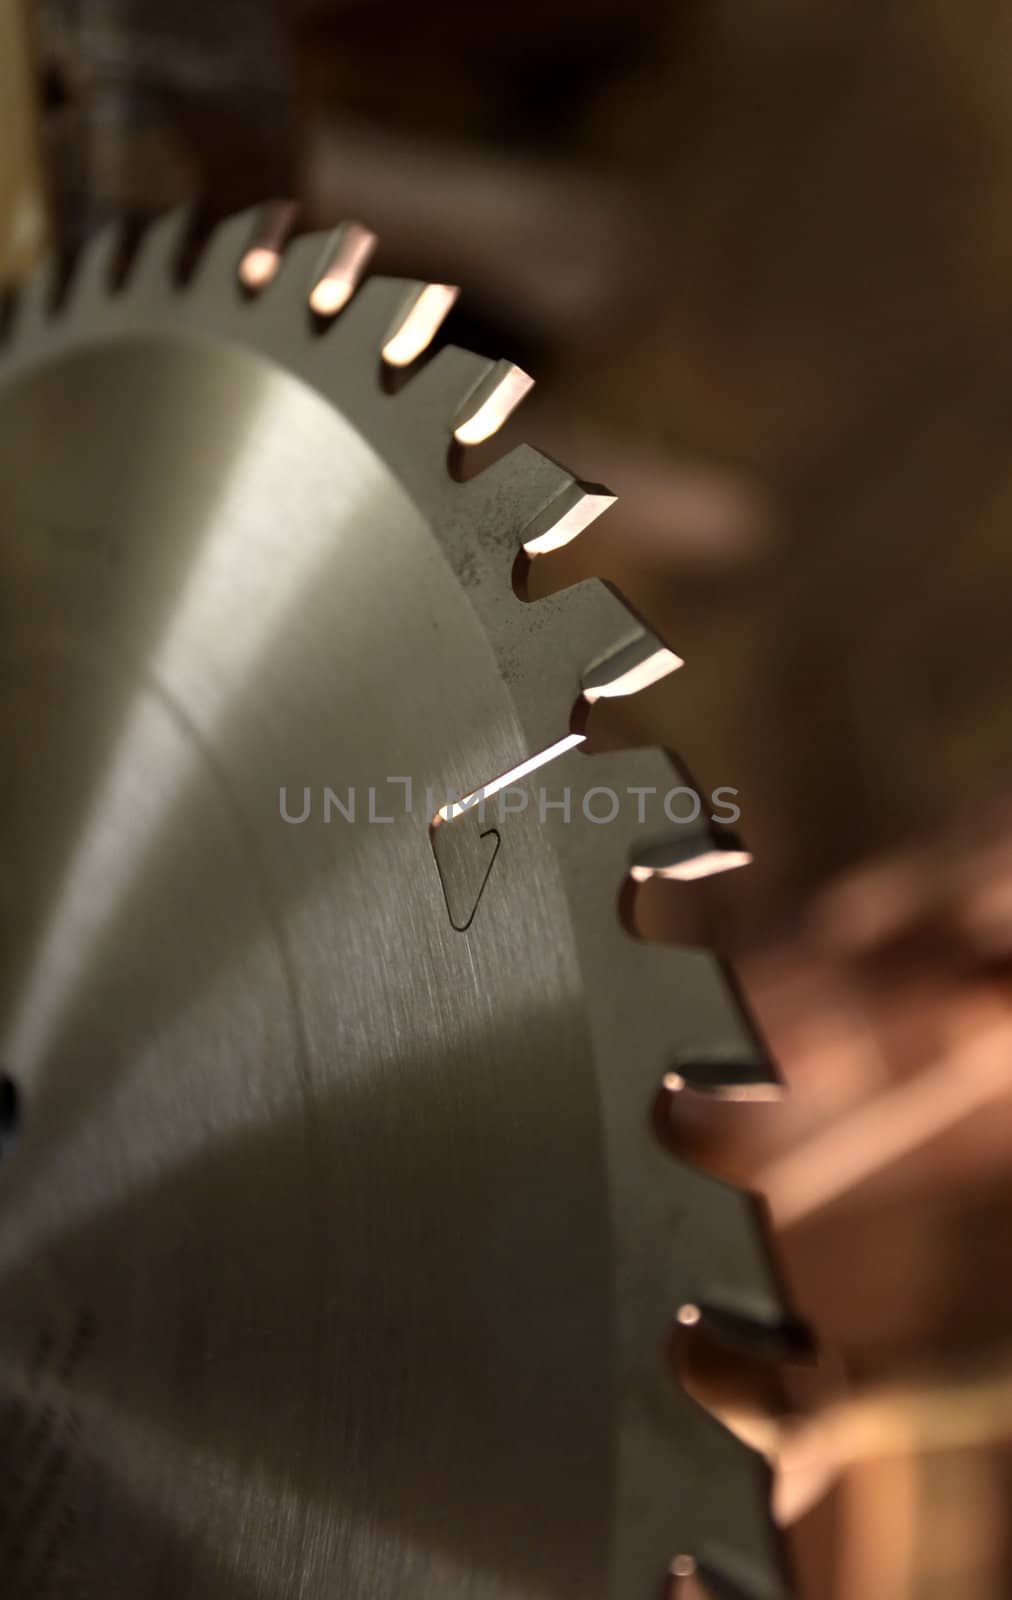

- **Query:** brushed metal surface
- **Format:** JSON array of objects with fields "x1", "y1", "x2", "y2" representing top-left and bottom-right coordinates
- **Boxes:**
[
  {"x1": 0, "y1": 214, "x2": 797, "y2": 1600},
  {"x1": 0, "y1": 333, "x2": 612, "y2": 1599}
]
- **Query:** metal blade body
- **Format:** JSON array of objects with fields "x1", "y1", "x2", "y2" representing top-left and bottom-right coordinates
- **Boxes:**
[{"x1": 0, "y1": 215, "x2": 797, "y2": 1600}]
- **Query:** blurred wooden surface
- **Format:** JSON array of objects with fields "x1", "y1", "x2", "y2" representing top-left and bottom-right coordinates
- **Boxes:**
[{"x1": 0, "y1": 0, "x2": 47, "y2": 285}]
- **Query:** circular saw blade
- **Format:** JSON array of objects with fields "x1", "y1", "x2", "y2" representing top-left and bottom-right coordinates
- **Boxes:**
[{"x1": 0, "y1": 209, "x2": 801, "y2": 1600}]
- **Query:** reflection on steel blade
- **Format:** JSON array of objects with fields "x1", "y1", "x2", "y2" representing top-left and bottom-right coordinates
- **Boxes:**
[{"x1": 0, "y1": 210, "x2": 798, "y2": 1600}]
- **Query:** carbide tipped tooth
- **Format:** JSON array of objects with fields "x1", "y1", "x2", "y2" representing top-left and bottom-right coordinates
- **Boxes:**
[
  {"x1": 612, "y1": 1382, "x2": 702, "y2": 1600},
  {"x1": 615, "y1": 1382, "x2": 792, "y2": 1600},
  {"x1": 676, "y1": 1172, "x2": 799, "y2": 1348},
  {"x1": 631, "y1": 826, "x2": 753, "y2": 883},
  {"x1": 522, "y1": 478, "x2": 616, "y2": 557},
  {"x1": 256, "y1": 228, "x2": 328, "y2": 294},
  {"x1": 453, "y1": 358, "x2": 534, "y2": 445},
  {"x1": 500, "y1": 580, "x2": 659, "y2": 756},
  {"x1": 237, "y1": 199, "x2": 300, "y2": 293},
  {"x1": 245, "y1": 226, "x2": 373, "y2": 335},
  {"x1": 190, "y1": 205, "x2": 277, "y2": 298},
  {"x1": 688, "y1": 1420, "x2": 797, "y2": 1593},
  {"x1": 308, "y1": 222, "x2": 377, "y2": 318},
  {"x1": 581, "y1": 629, "x2": 683, "y2": 704},
  {"x1": 382, "y1": 282, "x2": 458, "y2": 367},
  {"x1": 307, "y1": 276, "x2": 445, "y2": 428},
  {"x1": 323, "y1": 275, "x2": 431, "y2": 361},
  {"x1": 660, "y1": 953, "x2": 782, "y2": 1100},
  {"x1": 453, "y1": 442, "x2": 577, "y2": 550},
  {"x1": 682, "y1": 1408, "x2": 796, "y2": 1600},
  {"x1": 534, "y1": 746, "x2": 781, "y2": 1099},
  {"x1": 402, "y1": 345, "x2": 506, "y2": 451},
  {"x1": 428, "y1": 442, "x2": 607, "y2": 678},
  {"x1": 602, "y1": 748, "x2": 734, "y2": 873},
  {"x1": 683, "y1": 1301, "x2": 814, "y2": 1362}
]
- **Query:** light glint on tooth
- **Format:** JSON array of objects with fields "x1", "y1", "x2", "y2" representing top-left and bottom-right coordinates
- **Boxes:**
[
  {"x1": 582, "y1": 646, "x2": 683, "y2": 703},
  {"x1": 712, "y1": 1082, "x2": 783, "y2": 1102},
  {"x1": 454, "y1": 364, "x2": 534, "y2": 446},
  {"x1": 238, "y1": 200, "x2": 299, "y2": 291},
  {"x1": 309, "y1": 276, "x2": 355, "y2": 316},
  {"x1": 309, "y1": 223, "x2": 377, "y2": 318},
  {"x1": 239, "y1": 246, "x2": 281, "y2": 291},
  {"x1": 630, "y1": 848, "x2": 753, "y2": 884},
  {"x1": 524, "y1": 490, "x2": 616, "y2": 556},
  {"x1": 383, "y1": 284, "x2": 459, "y2": 367}
]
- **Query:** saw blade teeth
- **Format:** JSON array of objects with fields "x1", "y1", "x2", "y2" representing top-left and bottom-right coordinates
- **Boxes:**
[
  {"x1": 580, "y1": 628, "x2": 683, "y2": 705},
  {"x1": 633, "y1": 839, "x2": 754, "y2": 883},
  {"x1": 235, "y1": 199, "x2": 300, "y2": 293},
  {"x1": 517, "y1": 743, "x2": 783, "y2": 1098},
  {"x1": 254, "y1": 228, "x2": 326, "y2": 294},
  {"x1": 678, "y1": 1403, "x2": 795, "y2": 1600},
  {"x1": 307, "y1": 222, "x2": 378, "y2": 318},
  {"x1": 505, "y1": 579, "x2": 668, "y2": 755},
  {"x1": 382, "y1": 281, "x2": 459, "y2": 367},
  {"x1": 680, "y1": 1299, "x2": 814, "y2": 1362},
  {"x1": 456, "y1": 442, "x2": 578, "y2": 543},
  {"x1": 630, "y1": 826, "x2": 753, "y2": 884},
  {"x1": 521, "y1": 477, "x2": 616, "y2": 558},
  {"x1": 319, "y1": 275, "x2": 432, "y2": 367},
  {"x1": 529, "y1": 740, "x2": 782, "y2": 1091},
  {"x1": 658, "y1": 958, "x2": 782, "y2": 1101},
  {"x1": 415, "y1": 598, "x2": 677, "y2": 835},
  {"x1": 539, "y1": 581, "x2": 662, "y2": 703},
  {"x1": 240, "y1": 227, "x2": 367, "y2": 335},
  {"x1": 424, "y1": 442, "x2": 585, "y2": 651},
  {"x1": 616, "y1": 1381, "x2": 791, "y2": 1600},
  {"x1": 0, "y1": 201, "x2": 802, "y2": 1599},
  {"x1": 411, "y1": 343, "x2": 499, "y2": 407},
  {"x1": 558, "y1": 741, "x2": 728, "y2": 877},
  {"x1": 61, "y1": 220, "x2": 130, "y2": 312},
  {"x1": 453, "y1": 357, "x2": 534, "y2": 445},
  {"x1": 671, "y1": 1169, "x2": 800, "y2": 1352},
  {"x1": 188, "y1": 205, "x2": 286, "y2": 302},
  {"x1": 649, "y1": 958, "x2": 783, "y2": 1103},
  {"x1": 121, "y1": 206, "x2": 193, "y2": 297},
  {"x1": 394, "y1": 344, "x2": 506, "y2": 456}
]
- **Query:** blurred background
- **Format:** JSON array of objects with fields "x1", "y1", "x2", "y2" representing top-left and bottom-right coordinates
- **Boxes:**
[{"x1": 3, "y1": 1, "x2": 1012, "y2": 1594}]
